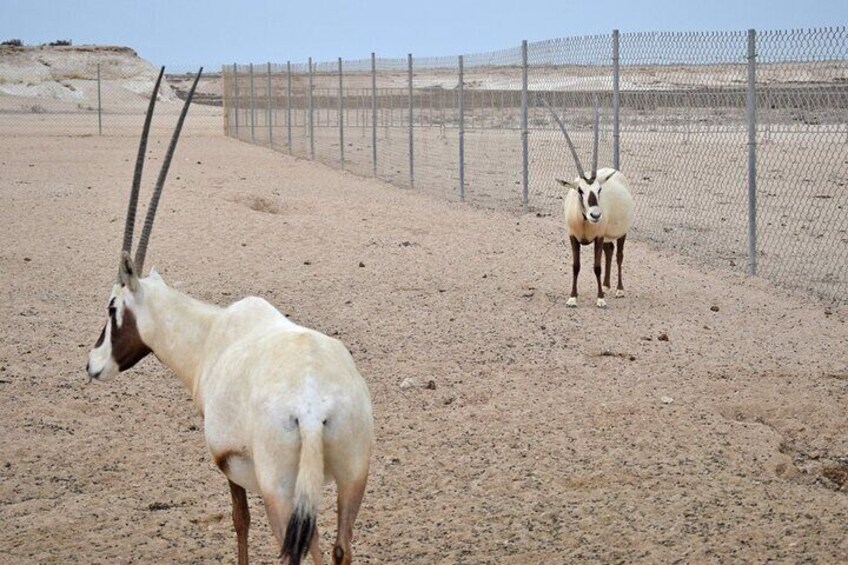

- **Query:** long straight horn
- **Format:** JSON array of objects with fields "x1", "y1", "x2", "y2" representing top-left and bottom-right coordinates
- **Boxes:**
[
  {"x1": 134, "y1": 67, "x2": 203, "y2": 274},
  {"x1": 591, "y1": 95, "x2": 600, "y2": 179},
  {"x1": 540, "y1": 97, "x2": 586, "y2": 180},
  {"x1": 122, "y1": 66, "x2": 165, "y2": 259}
]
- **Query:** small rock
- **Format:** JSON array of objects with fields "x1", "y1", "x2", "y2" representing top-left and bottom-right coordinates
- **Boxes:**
[
  {"x1": 359, "y1": 262, "x2": 365, "y2": 268},
  {"x1": 399, "y1": 377, "x2": 422, "y2": 389},
  {"x1": 661, "y1": 396, "x2": 674, "y2": 404},
  {"x1": 303, "y1": 260, "x2": 311, "y2": 265},
  {"x1": 425, "y1": 380, "x2": 436, "y2": 390},
  {"x1": 710, "y1": 305, "x2": 720, "y2": 312},
  {"x1": 23, "y1": 257, "x2": 31, "y2": 262},
  {"x1": 658, "y1": 333, "x2": 669, "y2": 341}
]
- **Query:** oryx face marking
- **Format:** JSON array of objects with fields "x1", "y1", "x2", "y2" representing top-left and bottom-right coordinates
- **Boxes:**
[
  {"x1": 577, "y1": 179, "x2": 603, "y2": 224},
  {"x1": 87, "y1": 284, "x2": 151, "y2": 381}
]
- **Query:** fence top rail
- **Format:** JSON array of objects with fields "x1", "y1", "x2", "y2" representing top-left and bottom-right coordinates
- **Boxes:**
[{"x1": 228, "y1": 26, "x2": 846, "y2": 73}]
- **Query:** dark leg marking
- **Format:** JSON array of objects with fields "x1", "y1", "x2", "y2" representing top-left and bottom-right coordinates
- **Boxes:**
[
  {"x1": 603, "y1": 241, "x2": 614, "y2": 288},
  {"x1": 569, "y1": 235, "x2": 581, "y2": 299},
  {"x1": 616, "y1": 234, "x2": 627, "y2": 292},
  {"x1": 214, "y1": 450, "x2": 238, "y2": 475},
  {"x1": 229, "y1": 480, "x2": 250, "y2": 565},
  {"x1": 593, "y1": 238, "x2": 604, "y2": 301}
]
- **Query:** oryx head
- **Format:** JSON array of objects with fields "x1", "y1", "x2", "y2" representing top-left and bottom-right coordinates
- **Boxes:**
[
  {"x1": 86, "y1": 66, "x2": 202, "y2": 381},
  {"x1": 542, "y1": 96, "x2": 612, "y2": 224}
]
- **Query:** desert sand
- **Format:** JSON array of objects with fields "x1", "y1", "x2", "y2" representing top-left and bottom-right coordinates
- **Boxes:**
[
  {"x1": 1, "y1": 121, "x2": 846, "y2": 564},
  {"x1": 2, "y1": 43, "x2": 848, "y2": 564}
]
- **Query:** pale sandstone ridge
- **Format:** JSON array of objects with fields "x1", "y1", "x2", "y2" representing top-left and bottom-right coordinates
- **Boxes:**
[{"x1": 0, "y1": 44, "x2": 178, "y2": 111}]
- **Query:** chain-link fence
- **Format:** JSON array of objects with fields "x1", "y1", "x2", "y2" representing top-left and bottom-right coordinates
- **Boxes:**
[
  {"x1": 223, "y1": 27, "x2": 847, "y2": 302},
  {"x1": 2, "y1": 33, "x2": 845, "y2": 302}
]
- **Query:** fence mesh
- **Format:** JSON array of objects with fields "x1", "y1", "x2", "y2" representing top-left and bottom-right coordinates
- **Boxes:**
[
  {"x1": 755, "y1": 28, "x2": 848, "y2": 298},
  {"x1": 617, "y1": 31, "x2": 751, "y2": 271},
  {"x1": 2, "y1": 30, "x2": 846, "y2": 302},
  {"x1": 221, "y1": 27, "x2": 846, "y2": 302},
  {"x1": 528, "y1": 35, "x2": 615, "y2": 214}
]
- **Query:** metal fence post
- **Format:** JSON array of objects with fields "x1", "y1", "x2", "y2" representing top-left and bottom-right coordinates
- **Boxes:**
[
  {"x1": 746, "y1": 29, "x2": 758, "y2": 276},
  {"x1": 339, "y1": 57, "x2": 345, "y2": 169},
  {"x1": 222, "y1": 64, "x2": 229, "y2": 137},
  {"x1": 308, "y1": 57, "x2": 314, "y2": 160},
  {"x1": 249, "y1": 63, "x2": 256, "y2": 143},
  {"x1": 458, "y1": 55, "x2": 465, "y2": 200},
  {"x1": 521, "y1": 40, "x2": 529, "y2": 210},
  {"x1": 233, "y1": 63, "x2": 240, "y2": 139},
  {"x1": 267, "y1": 62, "x2": 273, "y2": 148},
  {"x1": 97, "y1": 63, "x2": 102, "y2": 135},
  {"x1": 408, "y1": 53, "x2": 414, "y2": 187},
  {"x1": 286, "y1": 61, "x2": 292, "y2": 154},
  {"x1": 371, "y1": 52, "x2": 377, "y2": 177},
  {"x1": 612, "y1": 29, "x2": 621, "y2": 171}
]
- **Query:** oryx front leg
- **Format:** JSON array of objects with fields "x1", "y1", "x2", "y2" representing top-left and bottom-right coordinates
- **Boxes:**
[
  {"x1": 603, "y1": 241, "x2": 614, "y2": 291},
  {"x1": 594, "y1": 238, "x2": 606, "y2": 308},
  {"x1": 228, "y1": 480, "x2": 251, "y2": 565},
  {"x1": 567, "y1": 235, "x2": 580, "y2": 307}
]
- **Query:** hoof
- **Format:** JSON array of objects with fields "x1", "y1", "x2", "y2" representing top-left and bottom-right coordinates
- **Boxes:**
[
  {"x1": 615, "y1": 289, "x2": 625, "y2": 298},
  {"x1": 566, "y1": 297, "x2": 578, "y2": 308},
  {"x1": 596, "y1": 298, "x2": 607, "y2": 309}
]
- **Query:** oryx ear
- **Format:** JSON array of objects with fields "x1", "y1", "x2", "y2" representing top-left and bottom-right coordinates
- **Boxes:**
[
  {"x1": 119, "y1": 252, "x2": 140, "y2": 292},
  {"x1": 556, "y1": 178, "x2": 578, "y2": 189},
  {"x1": 598, "y1": 170, "x2": 617, "y2": 184}
]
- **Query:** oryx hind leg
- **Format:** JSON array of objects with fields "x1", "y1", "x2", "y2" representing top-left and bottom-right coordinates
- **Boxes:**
[
  {"x1": 332, "y1": 476, "x2": 368, "y2": 565},
  {"x1": 615, "y1": 234, "x2": 627, "y2": 298},
  {"x1": 252, "y1": 448, "x2": 304, "y2": 563}
]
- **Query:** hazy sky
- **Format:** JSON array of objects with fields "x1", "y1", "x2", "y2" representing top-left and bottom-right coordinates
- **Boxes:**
[{"x1": 2, "y1": 0, "x2": 846, "y2": 69}]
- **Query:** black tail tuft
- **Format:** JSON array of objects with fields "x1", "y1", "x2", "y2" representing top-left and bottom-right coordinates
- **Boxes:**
[{"x1": 281, "y1": 509, "x2": 315, "y2": 565}]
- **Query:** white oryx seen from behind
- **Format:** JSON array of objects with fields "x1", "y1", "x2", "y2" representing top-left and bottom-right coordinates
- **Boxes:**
[
  {"x1": 86, "y1": 67, "x2": 373, "y2": 565},
  {"x1": 542, "y1": 97, "x2": 635, "y2": 308}
]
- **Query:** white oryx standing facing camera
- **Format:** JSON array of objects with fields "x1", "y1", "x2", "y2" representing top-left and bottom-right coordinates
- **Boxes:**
[
  {"x1": 86, "y1": 67, "x2": 373, "y2": 565},
  {"x1": 541, "y1": 98, "x2": 635, "y2": 308}
]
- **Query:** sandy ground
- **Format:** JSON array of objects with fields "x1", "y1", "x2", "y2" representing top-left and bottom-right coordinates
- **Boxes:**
[{"x1": 1, "y1": 129, "x2": 847, "y2": 564}]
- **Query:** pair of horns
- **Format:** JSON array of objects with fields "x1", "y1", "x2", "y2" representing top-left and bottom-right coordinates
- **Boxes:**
[
  {"x1": 540, "y1": 95, "x2": 600, "y2": 182},
  {"x1": 121, "y1": 66, "x2": 203, "y2": 277}
]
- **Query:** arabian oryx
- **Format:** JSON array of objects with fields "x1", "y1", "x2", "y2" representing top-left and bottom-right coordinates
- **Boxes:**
[
  {"x1": 541, "y1": 97, "x2": 635, "y2": 308},
  {"x1": 86, "y1": 67, "x2": 373, "y2": 565}
]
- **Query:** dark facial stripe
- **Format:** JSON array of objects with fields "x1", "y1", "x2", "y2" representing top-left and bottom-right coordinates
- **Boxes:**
[
  {"x1": 94, "y1": 325, "x2": 106, "y2": 348},
  {"x1": 587, "y1": 191, "x2": 598, "y2": 207},
  {"x1": 110, "y1": 307, "x2": 151, "y2": 371}
]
